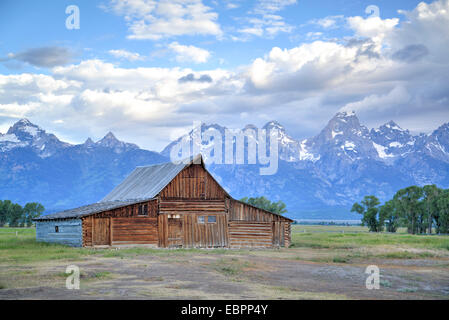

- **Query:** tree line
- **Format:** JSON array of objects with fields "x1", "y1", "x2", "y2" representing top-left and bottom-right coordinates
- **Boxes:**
[
  {"x1": 352, "y1": 185, "x2": 449, "y2": 234},
  {"x1": 0, "y1": 200, "x2": 44, "y2": 227},
  {"x1": 240, "y1": 196, "x2": 287, "y2": 215}
]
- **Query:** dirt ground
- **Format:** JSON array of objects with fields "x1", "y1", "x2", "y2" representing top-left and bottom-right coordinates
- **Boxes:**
[{"x1": 1, "y1": 246, "x2": 448, "y2": 300}]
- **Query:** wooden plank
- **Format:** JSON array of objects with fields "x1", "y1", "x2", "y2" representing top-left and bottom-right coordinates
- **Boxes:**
[{"x1": 228, "y1": 221, "x2": 273, "y2": 248}]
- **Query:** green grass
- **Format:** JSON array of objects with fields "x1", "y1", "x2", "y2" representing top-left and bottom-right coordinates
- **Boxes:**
[
  {"x1": 291, "y1": 225, "x2": 449, "y2": 251},
  {"x1": 0, "y1": 228, "x2": 99, "y2": 264},
  {"x1": 1, "y1": 226, "x2": 448, "y2": 266},
  {"x1": 0, "y1": 228, "x2": 238, "y2": 263},
  {"x1": 380, "y1": 279, "x2": 392, "y2": 288},
  {"x1": 92, "y1": 271, "x2": 112, "y2": 279},
  {"x1": 210, "y1": 257, "x2": 252, "y2": 276}
]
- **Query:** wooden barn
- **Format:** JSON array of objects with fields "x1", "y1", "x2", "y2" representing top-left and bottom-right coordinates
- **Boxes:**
[{"x1": 34, "y1": 155, "x2": 292, "y2": 248}]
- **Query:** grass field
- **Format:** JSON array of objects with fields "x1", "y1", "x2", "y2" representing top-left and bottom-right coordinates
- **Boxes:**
[{"x1": 1, "y1": 226, "x2": 448, "y2": 299}]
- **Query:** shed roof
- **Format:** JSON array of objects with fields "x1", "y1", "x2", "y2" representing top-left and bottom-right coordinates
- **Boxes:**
[{"x1": 34, "y1": 199, "x2": 153, "y2": 221}]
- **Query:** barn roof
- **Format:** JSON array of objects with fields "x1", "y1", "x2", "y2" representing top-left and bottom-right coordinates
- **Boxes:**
[
  {"x1": 34, "y1": 199, "x2": 153, "y2": 221},
  {"x1": 100, "y1": 154, "x2": 203, "y2": 202},
  {"x1": 34, "y1": 155, "x2": 204, "y2": 221}
]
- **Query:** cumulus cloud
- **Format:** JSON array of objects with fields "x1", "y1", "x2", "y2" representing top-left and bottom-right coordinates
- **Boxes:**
[
  {"x1": 1, "y1": 47, "x2": 74, "y2": 68},
  {"x1": 108, "y1": 49, "x2": 144, "y2": 61},
  {"x1": 103, "y1": 0, "x2": 222, "y2": 40},
  {"x1": 168, "y1": 42, "x2": 211, "y2": 63},
  {"x1": 1, "y1": 0, "x2": 449, "y2": 149}
]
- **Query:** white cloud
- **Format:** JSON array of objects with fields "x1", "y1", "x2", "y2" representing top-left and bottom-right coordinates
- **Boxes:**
[
  {"x1": 309, "y1": 15, "x2": 344, "y2": 29},
  {"x1": 168, "y1": 42, "x2": 211, "y2": 63},
  {"x1": 347, "y1": 16, "x2": 399, "y2": 44},
  {"x1": 108, "y1": 49, "x2": 144, "y2": 61},
  {"x1": 1, "y1": 1, "x2": 449, "y2": 149},
  {"x1": 235, "y1": 0, "x2": 297, "y2": 39},
  {"x1": 340, "y1": 86, "x2": 411, "y2": 113},
  {"x1": 104, "y1": 0, "x2": 222, "y2": 40},
  {"x1": 255, "y1": 0, "x2": 297, "y2": 14}
]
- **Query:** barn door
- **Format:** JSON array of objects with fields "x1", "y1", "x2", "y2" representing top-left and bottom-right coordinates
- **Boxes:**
[
  {"x1": 93, "y1": 218, "x2": 110, "y2": 245},
  {"x1": 167, "y1": 217, "x2": 183, "y2": 248}
]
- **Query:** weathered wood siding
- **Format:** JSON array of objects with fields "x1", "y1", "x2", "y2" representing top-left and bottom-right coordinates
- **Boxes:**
[
  {"x1": 228, "y1": 199, "x2": 287, "y2": 222},
  {"x1": 158, "y1": 199, "x2": 228, "y2": 248},
  {"x1": 158, "y1": 213, "x2": 228, "y2": 248},
  {"x1": 228, "y1": 199, "x2": 291, "y2": 248},
  {"x1": 160, "y1": 164, "x2": 226, "y2": 200},
  {"x1": 157, "y1": 165, "x2": 229, "y2": 248},
  {"x1": 82, "y1": 200, "x2": 158, "y2": 246},
  {"x1": 228, "y1": 221, "x2": 273, "y2": 248},
  {"x1": 36, "y1": 219, "x2": 83, "y2": 247},
  {"x1": 284, "y1": 223, "x2": 291, "y2": 248},
  {"x1": 182, "y1": 213, "x2": 228, "y2": 248}
]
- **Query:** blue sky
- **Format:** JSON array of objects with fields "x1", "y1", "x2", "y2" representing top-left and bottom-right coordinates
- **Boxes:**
[
  {"x1": 0, "y1": 0, "x2": 423, "y2": 71},
  {"x1": 0, "y1": 0, "x2": 448, "y2": 150}
]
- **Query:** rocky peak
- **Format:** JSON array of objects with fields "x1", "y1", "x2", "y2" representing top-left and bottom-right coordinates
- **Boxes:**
[
  {"x1": 84, "y1": 137, "x2": 95, "y2": 147},
  {"x1": 96, "y1": 132, "x2": 138, "y2": 152},
  {"x1": 97, "y1": 132, "x2": 120, "y2": 147},
  {"x1": 262, "y1": 120, "x2": 285, "y2": 132},
  {"x1": 7, "y1": 118, "x2": 42, "y2": 141},
  {"x1": 317, "y1": 111, "x2": 368, "y2": 143}
]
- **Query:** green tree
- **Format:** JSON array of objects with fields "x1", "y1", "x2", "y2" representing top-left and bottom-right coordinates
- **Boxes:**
[
  {"x1": 23, "y1": 202, "x2": 44, "y2": 227},
  {"x1": 436, "y1": 190, "x2": 449, "y2": 234},
  {"x1": 351, "y1": 195, "x2": 383, "y2": 232},
  {"x1": 393, "y1": 186, "x2": 423, "y2": 234},
  {"x1": 0, "y1": 200, "x2": 11, "y2": 227},
  {"x1": 422, "y1": 185, "x2": 441, "y2": 234},
  {"x1": 8, "y1": 203, "x2": 24, "y2": 227},
  {"x1": 240, "y1": 196, "x2": 287, "y2": 215},
  {"x1": 416, "y1": 200, "x2": 428, "y2": 234},
  {"x1": 379, "y1": 200, "x2": 400, "y2": 233}
]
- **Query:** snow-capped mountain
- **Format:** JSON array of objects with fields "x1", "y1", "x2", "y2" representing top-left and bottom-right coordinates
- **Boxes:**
[
  {"x1": 422, "y1": 123, "x2": 449, "y2": 163},
  {"x1": 160, "y1": 111, "x2": 449, "y2": 218},
  {"x1": 1, "y1": 113, "x2": 449, "y2": 219},
  {"x1": 370, "y1": 120, "x2": 416, "y2": 161},
  {"x1": 0, "y1": 119, "x2": 71, "y2": 157},
  {"x1": 0, "y1": 120, "x2": 166, "y2": 211}
]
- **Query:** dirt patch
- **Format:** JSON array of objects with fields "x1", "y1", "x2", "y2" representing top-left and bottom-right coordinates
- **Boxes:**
[{"x1": 1, "y1": 248, "x2": 448, "y2": 300}]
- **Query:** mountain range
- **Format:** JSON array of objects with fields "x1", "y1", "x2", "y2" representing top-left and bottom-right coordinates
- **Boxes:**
[{"x1": 1, "y1": 112, "x2": 449, "y2": 219}]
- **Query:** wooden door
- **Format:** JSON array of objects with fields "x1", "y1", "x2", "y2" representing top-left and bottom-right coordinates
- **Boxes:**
[
  {"x1": 93, "y1": 218, "x2": 110, "y2": 245},
  {"x1": 167, "y1": 217, "x2": 183, "y2": 247}
]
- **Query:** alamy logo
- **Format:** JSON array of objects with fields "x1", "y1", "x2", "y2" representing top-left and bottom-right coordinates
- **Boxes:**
[
  {"x1": 65, "y1": 5, "x2": 80, "y2": 30},
  {"x1": 169, "y1": 122, "x2": 279, "y2": 175},
  {"x1": 65, "y1": 265, "x2": 80, "y2": 290},
  {"x1": 365, "y1": 265, "x2": 380, "y2": 290}
]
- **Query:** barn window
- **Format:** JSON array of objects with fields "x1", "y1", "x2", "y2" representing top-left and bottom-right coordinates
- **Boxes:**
[
  {"x1": 207, "y1": 216, "x2": 216, "y2": 223},
  {"x1": 138, "y1": 204, "x2": 148, "y2": 216},
  {"x1": 198, "y1": 216, "x2": 205, "y2": 224},
  {"x1": 55, "y1": 226, "x2": 59, "y2": 233}
]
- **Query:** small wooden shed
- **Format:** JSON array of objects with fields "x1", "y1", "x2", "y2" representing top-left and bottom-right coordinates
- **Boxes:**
[{"x1": 35, "y1": 155, "x2": 292, "y2": 248}]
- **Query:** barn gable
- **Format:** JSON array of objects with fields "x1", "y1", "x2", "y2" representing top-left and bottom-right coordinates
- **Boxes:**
[{"x1": 159, "y1": 163, "x2": 228, "y2": 200}]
